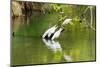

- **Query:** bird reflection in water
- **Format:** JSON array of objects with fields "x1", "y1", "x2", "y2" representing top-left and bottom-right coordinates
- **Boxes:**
[
  {"x1": 42, "y1": 39, "x2": 62, "y2": 53},
  {"x1": 42, "y1": 38, "x2": 72, "y2": 62}
]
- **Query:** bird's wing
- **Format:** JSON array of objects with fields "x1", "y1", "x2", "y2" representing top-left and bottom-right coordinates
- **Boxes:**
[
  {"x1": 47, "y1": 25, "x2": 58, "y2": 37},
  {"x1": 51, "y1": 28, "x2": 63, "y2": 40},
  {"x1": 42, "y1": 26, "x2": 55, "y2": 38},
  {"x1": 42, "y1": 25, "x2": 57, "y2": 38},
  {"x1": 42, "y1": 30, "x2": 49, "y2": 38}
]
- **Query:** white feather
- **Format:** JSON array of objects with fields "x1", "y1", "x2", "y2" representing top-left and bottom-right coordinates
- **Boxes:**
[
  {"x1": 42, "y1": 25, "x2": 57, "y2": 38},
  {"x1": 51, "y1": 28, "x2": 63, "y2": 40}
]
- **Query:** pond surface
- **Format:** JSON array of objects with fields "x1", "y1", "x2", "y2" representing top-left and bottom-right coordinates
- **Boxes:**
[{"x1": 12, "y1": 13, "x2": 96, "y2": 65}]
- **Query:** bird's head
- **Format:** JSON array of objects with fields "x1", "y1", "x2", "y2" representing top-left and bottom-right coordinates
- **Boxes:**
[
  {"x1": 67, "y1": 19, "x2": 73, "y2": 25},
  {"x1": 62, "y1": 18, "x2": 73, "y2": 25}
]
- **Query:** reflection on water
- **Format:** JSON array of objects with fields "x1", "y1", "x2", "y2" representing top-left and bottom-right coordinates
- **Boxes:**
[
  {"x1": 42, "y1": 39, "x2": 72, "y2": 62},
  {"x1": 42, "y1": 39, "x2": 62, "y2": 53},
  {"x1": 12, "y1": 15, "x2": 96, "y2": 65}
]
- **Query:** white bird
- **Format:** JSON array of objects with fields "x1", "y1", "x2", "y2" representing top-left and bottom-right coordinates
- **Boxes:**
[
  {"x1": 42, "y1": 25, "x2": 58, "y2": 39},
  {"x1": 51, "y1": 28, "x2": 64, "y2": 40},
  {"x1": 62, "y1": 18, "x2": 72, "y2": 25},
  {"x1": 42, "y1": 18, "x2": 73, "y2": 40}
]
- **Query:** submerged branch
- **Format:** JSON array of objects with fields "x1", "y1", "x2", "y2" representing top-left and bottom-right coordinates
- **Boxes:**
[
  {"x1": 83, "y1": 6, "x2": 90, "y2": 14},
  {"x1": 82, "y1": 6, "x2": 95, "y2": 31},
  {"x1": 90, "y1": 6, "x2": 95, "y2": 31}
]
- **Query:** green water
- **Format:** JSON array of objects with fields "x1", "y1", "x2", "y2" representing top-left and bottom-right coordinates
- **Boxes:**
[{"x1": 12, "y1": 13, "x2": 96, "y2": 65}]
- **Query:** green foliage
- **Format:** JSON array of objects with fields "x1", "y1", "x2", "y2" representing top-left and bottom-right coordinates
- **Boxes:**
[{"x1": 51, "y1": 4, "x2": 61, "y2": 12}]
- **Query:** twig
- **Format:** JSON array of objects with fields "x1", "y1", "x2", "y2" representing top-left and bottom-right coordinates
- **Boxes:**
[
  {"x1": 90, "y1": 6, "x2": 96, "y2": 31},
  {"x1": 82, "y1": 6, "x2": 95, "y2": 31},
  {"x1": 83, "y1": 6, "x2": 90, "y2": 14}
]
